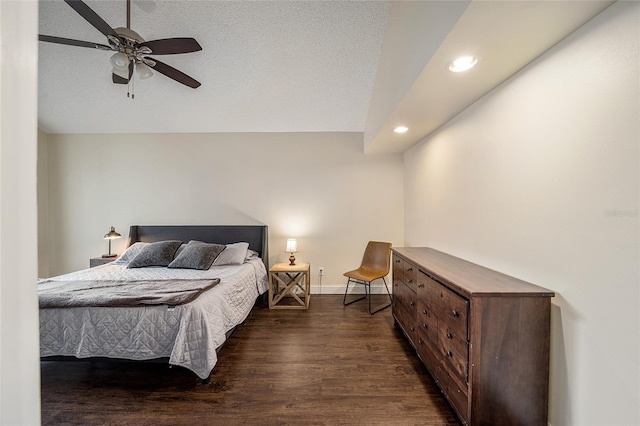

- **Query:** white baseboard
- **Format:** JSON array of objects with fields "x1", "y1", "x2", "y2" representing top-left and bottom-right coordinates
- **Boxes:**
[{"x1": 309, "y1": 283, "x2": 393, "y2": 295}]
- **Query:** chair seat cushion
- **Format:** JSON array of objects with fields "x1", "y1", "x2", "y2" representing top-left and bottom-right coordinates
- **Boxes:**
[{"x1": 344, "y1": 267, "x2": 387, "y2": 282}]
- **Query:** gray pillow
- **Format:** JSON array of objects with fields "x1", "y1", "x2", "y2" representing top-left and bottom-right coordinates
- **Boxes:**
[
  {"x1": 127, "y1": 240, "x2": 183, "y2": 268},
  {"x1": 112, "y1": 242, "x2": 149, "y2": 265},
  {"x1": 212, "y1": 242, "x2": 250, "y2": 266},
  {"x1": 168, "y1": 241, "x2": 225, "y2": 270}
]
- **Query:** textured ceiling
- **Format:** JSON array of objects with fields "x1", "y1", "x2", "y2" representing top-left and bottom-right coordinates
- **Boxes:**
[
  {"x1": 38, "y1": 0, "x2": 389, "y2": 134},
  {"x1": 38, "y1": 0, "x2": 614, "y2": 154}
]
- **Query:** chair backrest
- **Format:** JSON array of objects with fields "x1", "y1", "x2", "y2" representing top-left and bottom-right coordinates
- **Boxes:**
[{"x1": 360, "y1": 241, "x2": 392, "y2": 275}]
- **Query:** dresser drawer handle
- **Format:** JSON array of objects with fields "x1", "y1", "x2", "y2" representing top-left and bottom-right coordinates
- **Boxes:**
[
  {"x1": 395, "y1": 259, "x2": 400, "y2": 263},
  {"x1": 407, "y1": 267, "x2": 413, "y2": 272},
  {"x1": 418, "y1": 283, "x2": 424, "y2": 288},
  {"x1": 407, "y1": 279, "x2": 413, "y2": 284},
  {"x1": 446, "y1": 351, "x2": 453, "y2": 357},
  {"x1": 422, "y1": 309, "x2": 428, "y2": 315},
  {"x1": 410, "y1": 327, "x2": 415, "y2": 332},
  {"x1": 446, "y1": 332, "x2": 453, "y2": 339},
  {"x1": 418, "y1": 338, "x2": 422, "y2": 345},
  {"x1": 451, "y1": 310, "x2": 460, "y2": 318},
  {"x1": 409, "y1": 301, "x2": 414, "y2": 306},
  {"x1": 422, "y1": 323, "x2": 428, "y2": 329}
]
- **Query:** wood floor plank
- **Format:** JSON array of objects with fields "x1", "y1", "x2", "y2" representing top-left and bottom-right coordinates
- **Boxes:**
[{"x1": 41, "y1": 295, "x2": 460, "y2": 425}]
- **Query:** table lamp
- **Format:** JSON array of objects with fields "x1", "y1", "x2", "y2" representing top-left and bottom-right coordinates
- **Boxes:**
[
  {"x1": 103, "y1": 226, "x2": 122, "y2": 258},
  {"x1": 285, "y1": 239, "x2": 298, "y2": 265}
]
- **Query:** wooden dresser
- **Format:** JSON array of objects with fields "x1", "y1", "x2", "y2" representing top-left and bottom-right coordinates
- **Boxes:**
[{"x1": 392, "y1": 247, "x2": 554, "y2": 426}]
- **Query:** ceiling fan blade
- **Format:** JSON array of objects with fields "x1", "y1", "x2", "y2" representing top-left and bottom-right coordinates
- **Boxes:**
[
  {"x1": 39, "y1": 35, "x2": 112, "y2": 51},
  {"x1": 145, "y1": 58, "x2": 201, "y2": 89},
  {"x1": 138, "y1": 38, "x2": 202, "y2": 55},
  {"x1": 64, "y1": 0, "x2": 119, "y2": 40}
]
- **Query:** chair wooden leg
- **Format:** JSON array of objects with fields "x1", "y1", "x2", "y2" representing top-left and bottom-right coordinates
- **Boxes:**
[{"x1": 343, "y1": 278, "x2": 366, "y2": 306}]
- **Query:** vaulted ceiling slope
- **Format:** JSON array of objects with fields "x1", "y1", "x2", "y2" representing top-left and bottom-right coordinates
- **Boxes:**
[{"x1": 38, "y1": 0, "x2": 614, "y2": 154}]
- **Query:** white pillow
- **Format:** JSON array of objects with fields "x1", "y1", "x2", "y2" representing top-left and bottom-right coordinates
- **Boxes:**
[
  {"x1": 212, "y1": 242, "x2": 250, "y2": 266},
  {"x1": 112, "y1": 242, "x2": 149, "y2": 265}
]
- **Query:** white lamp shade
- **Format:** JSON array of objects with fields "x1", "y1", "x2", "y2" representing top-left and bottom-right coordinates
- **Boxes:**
[
  {"x1": 136, "y1": 62, "x2": 153, "y2": 79},
  {"x1": 285, "y1": 239, "x2": 298, "y2": 253},
  {"x1": 110, "y1": 52, "x2": 129, "y2": 70}
]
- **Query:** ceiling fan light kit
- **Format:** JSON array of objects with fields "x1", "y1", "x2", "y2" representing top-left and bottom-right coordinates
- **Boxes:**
[
  {"x1": 39, "y1": 0, "x2": 202, "y2": 98},
  {"x1": 136, "y1": 63, "x2": 153, "y2": 80},
  {"x1": 110, "y1": 52, "x2": 129, "y2": 69}
]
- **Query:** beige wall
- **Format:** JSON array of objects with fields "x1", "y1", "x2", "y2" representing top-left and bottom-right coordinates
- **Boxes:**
[
  {"x1": 403, "y1": 2, "x2": 639, "y2": 425},
  {"x1": 43, "y1": 132, "x2": 404, "y2": 292},
  {"x1": 0, "y1": 0, "x2": 41, "y2": 423}
]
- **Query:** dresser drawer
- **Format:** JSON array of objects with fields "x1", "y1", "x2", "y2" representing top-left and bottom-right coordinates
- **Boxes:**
[
  {"x1": 404, "y1": 262, "x2": 418, "y2": 292},
  {"x1": 439, "y1": 335, "x2": 468, "y2": 386},
  {"x1": 437, "y1": 361, "x2": 469, "y2": 423},
  {"x1": 416, "y1": 298, "x2": 438, "y2": 344},
  {"x1": 438, "y1": 319, "x2": 469, "y2": 362},
  {"x1": 424, "y1": 274, "x2": 469, "y2": 341},
  {"x1": 393, "y1": 305, "x2": 417, "y2": 345},
  {"x1": 415, "y1": 330, "x2": 439, "y2": 369},
  {"x1": 418, "y1": 339, "x2": 469, "y2": 423},
  {"x1": 392, "y1": 281, "x2": 417, "y2": 344},
  {"x1": 392, "y1": 255, "x2": 404, "y2": 283}
]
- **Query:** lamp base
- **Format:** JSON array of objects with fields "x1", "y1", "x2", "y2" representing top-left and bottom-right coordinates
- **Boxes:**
[
  {"x1": 289, "y1": 254, "x2": 296, "y2": 266},
  {"x1": 102, "y1": 254, "x2": 117, "y2": 258}
]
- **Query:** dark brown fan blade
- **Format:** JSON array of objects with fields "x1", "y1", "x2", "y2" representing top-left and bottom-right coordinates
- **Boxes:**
[
  {"x1": 39, "y1": 35, "x2": 112, "y2": 50},
  {"x1": 64, "y1": 0, "x2": 119, "y2": 39},
  {"x1": 138, "y1": 38, "x2": 202, "y2": 55},
  {"x1": 145, "y1": 58, "x2": 201, "y2": 89},
  {"x1": 112, "y1": 61, "x2": 133, "y2": 84}
]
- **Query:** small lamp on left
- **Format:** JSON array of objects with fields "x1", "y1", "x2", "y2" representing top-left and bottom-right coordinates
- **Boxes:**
[{"x1": 102, "y1": 226, "x2": 122, "y2": 258}]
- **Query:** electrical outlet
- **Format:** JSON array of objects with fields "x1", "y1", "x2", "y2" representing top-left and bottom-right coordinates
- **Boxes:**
[{"x1": 319, "y1": 267, "x2": 325, "y2": 276}]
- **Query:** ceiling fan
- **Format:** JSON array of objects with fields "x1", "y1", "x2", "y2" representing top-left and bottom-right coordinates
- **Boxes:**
[{"x1": 39, "y1": 0, "x2": 202, "y2": 96}]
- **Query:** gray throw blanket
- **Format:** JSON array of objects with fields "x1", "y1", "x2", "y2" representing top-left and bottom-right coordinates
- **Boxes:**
[{"x1": 38, "y1": 278, "x2": 220, "y2": 308}]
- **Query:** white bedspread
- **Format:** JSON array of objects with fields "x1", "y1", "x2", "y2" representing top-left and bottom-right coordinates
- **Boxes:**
[{"x1": 39, "y1": 258, "x2": 268, "y2": 379}]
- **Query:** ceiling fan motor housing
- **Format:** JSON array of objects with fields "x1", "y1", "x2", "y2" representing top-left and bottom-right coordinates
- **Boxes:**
[{"x1": 109, "y1": 27, "x2": 154, "y2": 66}]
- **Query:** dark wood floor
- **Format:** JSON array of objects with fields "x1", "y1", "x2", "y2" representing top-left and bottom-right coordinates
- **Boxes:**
[{"x1": 41, "y1": 295, "x2": 460, "y2": 425}]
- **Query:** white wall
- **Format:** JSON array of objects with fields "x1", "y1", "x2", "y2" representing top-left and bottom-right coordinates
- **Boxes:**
[
  {"x1": 403, "y1": 2, "x2": 639, "y2": 425},
  {"x1": 43, "y1": 132, "x2": 404, "y2": 293},
  {"x1": 0, "y1": 0, "x2": 41, "y2": 424}
]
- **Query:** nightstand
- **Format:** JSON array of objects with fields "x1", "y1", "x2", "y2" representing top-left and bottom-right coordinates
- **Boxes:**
[
  {"x1": 90, "y1": 257, "x2": 117, "y2": 268},
  {"x1": 268, "y1": 262, "x2": 311, "y2": 309}
]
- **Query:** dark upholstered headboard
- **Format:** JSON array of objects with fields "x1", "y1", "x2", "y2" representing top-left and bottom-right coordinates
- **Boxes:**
[{"x1": 126, "y1": 225, "x2": 268, "y2": 268}]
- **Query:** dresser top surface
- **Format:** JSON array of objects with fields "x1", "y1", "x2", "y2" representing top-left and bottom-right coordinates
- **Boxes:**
[{"x1": 392, "y1": 247, "x2": 554, "y2": 298}]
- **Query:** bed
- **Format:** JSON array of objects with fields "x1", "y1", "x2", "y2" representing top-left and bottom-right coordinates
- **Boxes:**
[{"x1": 39, "y1": 225, "x2": 269, "y2": 380}]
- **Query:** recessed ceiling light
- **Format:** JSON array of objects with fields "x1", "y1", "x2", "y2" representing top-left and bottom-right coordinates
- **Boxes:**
[
  {"x1": 448, "y1": 56, "x2": 479, "y2": 73},
  {"x1": 394, "y1": 126, "x2": 409, "y2": 134}
]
